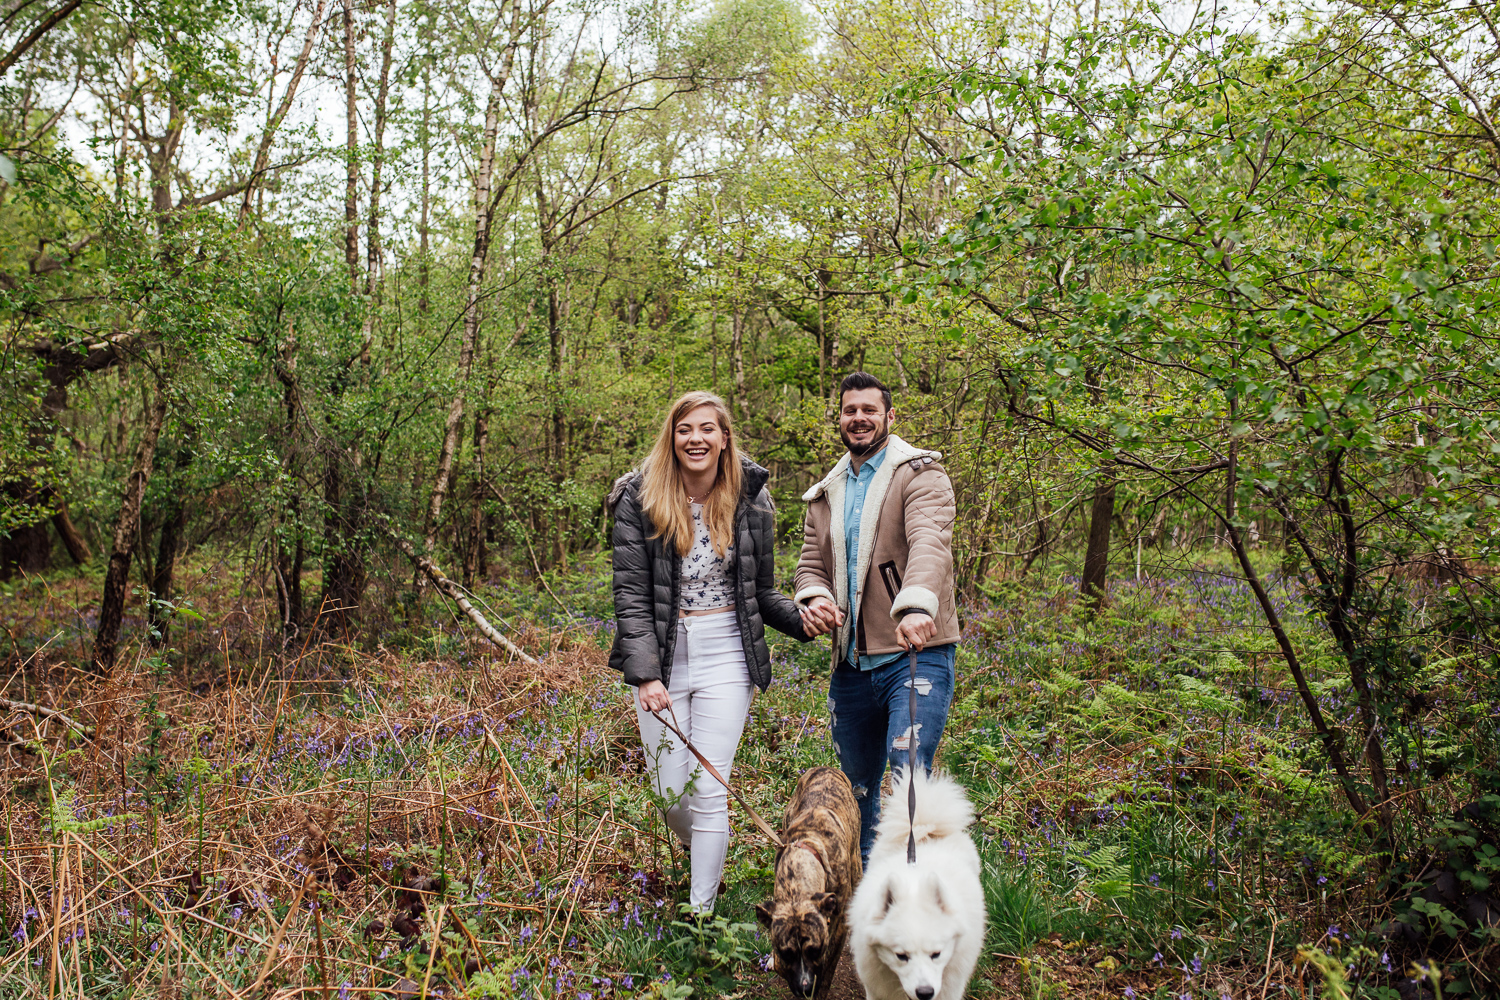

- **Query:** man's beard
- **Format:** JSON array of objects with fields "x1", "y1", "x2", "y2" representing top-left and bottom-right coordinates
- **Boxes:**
[{"x1": 841, "y1": 416, "x2": 891, "y2": 457}]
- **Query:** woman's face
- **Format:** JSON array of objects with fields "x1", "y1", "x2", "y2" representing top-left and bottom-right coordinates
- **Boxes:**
[{"x1": 674, "y1": 405, "x2": 727, "y2": 482}]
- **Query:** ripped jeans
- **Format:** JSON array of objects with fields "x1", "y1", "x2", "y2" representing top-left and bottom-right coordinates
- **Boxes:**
[{"x1": 828, "y1": 643, "x2": 956, "y2": 863}]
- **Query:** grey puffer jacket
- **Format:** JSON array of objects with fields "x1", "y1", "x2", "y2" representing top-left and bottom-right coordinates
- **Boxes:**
[{"x1": 607, "y1": 458, "x2": 810, "y2": 690}]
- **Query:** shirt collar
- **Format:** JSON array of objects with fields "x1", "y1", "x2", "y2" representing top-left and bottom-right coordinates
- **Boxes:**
[{"x1": 845, "y1": 444, "x2": 889, "y2": 481}]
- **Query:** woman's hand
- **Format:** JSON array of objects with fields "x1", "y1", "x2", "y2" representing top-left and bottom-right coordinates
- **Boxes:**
[
  {"x1": 799, "y1": 596, "x2": 845, "y2": 636},
  {"x1": 637, "y1": 680, "x2": 672, "y2": 713}
]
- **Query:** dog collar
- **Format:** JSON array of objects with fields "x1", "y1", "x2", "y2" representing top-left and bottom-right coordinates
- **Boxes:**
[{"x1": 784, "y1": 838, "x2": 829, "y2": 873}]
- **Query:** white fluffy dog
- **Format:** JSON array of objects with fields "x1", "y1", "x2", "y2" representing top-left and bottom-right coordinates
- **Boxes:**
[{"x1": 849, "y1": 769, "x2": 986, "y2": 1000}]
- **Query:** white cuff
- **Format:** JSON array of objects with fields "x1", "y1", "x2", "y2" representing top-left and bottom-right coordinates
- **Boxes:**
[
  {"x1": 890, "y1": 585, "x2": 939, "y2": 620},
  {"x1": 795, "y1": 585, "x2": 835, "y2": 606}
]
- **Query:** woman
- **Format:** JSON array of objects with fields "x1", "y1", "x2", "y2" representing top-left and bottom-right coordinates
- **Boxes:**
[{"x1": 608, "y1": 391, "x2": 809, "y2": 914}]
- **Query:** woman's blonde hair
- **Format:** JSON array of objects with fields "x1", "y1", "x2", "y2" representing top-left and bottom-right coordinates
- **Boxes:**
[{"x1": 639, "y1": 392, "x2": 743, "y2": 558}]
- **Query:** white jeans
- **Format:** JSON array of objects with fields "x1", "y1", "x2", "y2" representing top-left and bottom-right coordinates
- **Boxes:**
[{"x1": 634, "y1": 610, "x2": 754, "y2": 912}]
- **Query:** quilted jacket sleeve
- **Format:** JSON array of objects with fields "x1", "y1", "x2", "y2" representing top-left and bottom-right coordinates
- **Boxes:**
[
  {"x1": 611, "y1": 488, "x2": 661, "y2": 685},
  {"x1": 752, "y1": 496, "x2": 811, "y2": 642}
]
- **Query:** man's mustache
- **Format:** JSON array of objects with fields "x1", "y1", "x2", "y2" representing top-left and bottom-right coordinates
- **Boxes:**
[{"x1": 842, "y1": 420, "x2": 889, "y2": 456}]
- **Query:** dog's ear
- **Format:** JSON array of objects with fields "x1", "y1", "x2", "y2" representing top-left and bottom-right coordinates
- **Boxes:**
[
  {"x1": 755, "y1": 901, "x2": 774, "y2": 927},
  {"x1": 880, "y1": 883, "x2": 895, "y2": 917},
  {"x1": 812, "y1": 892, "x2": 841, "y2": 919},
  {"x1": 926, "y1": 873, "x2": 950, "y2": 914}
]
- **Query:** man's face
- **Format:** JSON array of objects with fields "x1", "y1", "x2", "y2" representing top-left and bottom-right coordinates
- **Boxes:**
[{"x1": 839, "y1": 387, "x2": 893, "y2": 457}]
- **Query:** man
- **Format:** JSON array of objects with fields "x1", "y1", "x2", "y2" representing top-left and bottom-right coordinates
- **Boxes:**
[{"x1": 796, "y1": 371, "x2": 960, "y2": 861}]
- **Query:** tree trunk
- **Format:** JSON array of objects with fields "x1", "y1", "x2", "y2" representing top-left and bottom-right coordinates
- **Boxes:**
[
  {"x1": 731, "y1": 309, "x2": 746, "y2": 420},
  {"x1": 425, "y1": 85, "x2": 499, "y2": 555},
  {"x1": 1081, "y1": 466, "x2": 1115, "y2": 608},
  {"x1": 1281, "y1": 509, "x2": 1299, "y2": 576},
  {"x1": 391, "y1": 533, "x2": 538, "y2": 666},
  {"x1": 147, "y1": 442, "x2": 192, "y2": 646},
  {"x1": 237, "y1": 0, "x2": 329, "y2": 223},
  {"x1": 0, "y1": 513, "x2": 51, "y2": 579},
  {"x1": 92, "y1": 377, "x2": 169, "y2": 674},
  {"x1": 51, "y1": 497, "x2": 90, "y2": 565},
  {"x1": 276, "y1": 499, "x2": 305, "y2": 638},
  {"x1": 1020, "y1": 513, "x2": 1049, "y2": 577},
  {"x1": 320, "y1": 459, "x2": 366, "y2": 633},
  {"x1": 274, "y1": 326, "x2": 304, "y2": 637},
  {"x1": 463, "y1": 410, "x2": 489, "y2": 588},
  {"x1": 318, "y1": 0, "x2": 369, "y2": 633},
  {"x1": 417, "y1": 60, "x2": 432, "y2": 326},
  {"x1": 536, "y1": 169, "x2": 571, "y2": 569},
  {"x1": 357, "y1": 0, "x2": 396, "y2": 367},
  {"x1": 342, "y1": 0, "x2": 359, "y2": 290},
  {"x1": 1323, "y1": 449, "x2": 1396, "y2": 846}
]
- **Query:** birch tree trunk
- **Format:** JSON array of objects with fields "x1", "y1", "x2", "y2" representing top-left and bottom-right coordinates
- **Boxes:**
[
  {"x1": 237, "y1": 0, "x2": 329, "y2": 223},
  {"x1": 424, "y1": 85, "x2": 500, "y2": 555}
]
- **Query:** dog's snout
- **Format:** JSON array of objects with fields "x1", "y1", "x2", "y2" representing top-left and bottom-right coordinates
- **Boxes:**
[
  {"x1": 915, "y1": 987, "x2": 935, "y2": 1000},
  {"x1": 793, "y1": 966, "x2": 817, "y2": 997}
]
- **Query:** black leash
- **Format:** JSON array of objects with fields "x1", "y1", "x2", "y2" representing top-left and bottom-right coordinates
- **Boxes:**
[
  {"x1": 905, "y1": 643, "x2": 918, "y2": 864},
  {"x1": 878, "y1": 562, "x2": 920, "y2": 865}
]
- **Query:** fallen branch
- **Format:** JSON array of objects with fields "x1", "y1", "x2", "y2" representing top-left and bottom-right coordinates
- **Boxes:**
[
  {"x1": 0, "y1": 696, "x2": 94, "y2": 738},
  {"x1": 389, "y1": 534, "x2": 540, "y2": 666}
]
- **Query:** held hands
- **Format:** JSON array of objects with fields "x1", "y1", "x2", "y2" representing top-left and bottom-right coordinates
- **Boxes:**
[
  {"x1": 638, "y1": 680, "x2": 672, "y2": 712},
  {"x1": 799, "y1": 596, "x2": 845, "y2": 636},
  {"x1": 801, "y1": 598, "x2": 933, "y2": 649},
  {"x1": 895, "y1": 612, "x2": 937, "y2": 651}
]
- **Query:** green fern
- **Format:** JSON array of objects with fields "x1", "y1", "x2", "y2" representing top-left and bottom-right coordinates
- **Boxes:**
[
  {"x1": 1076, "y1": 845, "x2": 1132, "y2": 901},
  {"x1": 1204, "y1": 651, "x2": 1249, "y2": 676},
  {"x1": 1174, "y1": 674, "x2": 1238, "y2": 716},
  {"x1": 47, "y1": 786, "x2": 140, "y2": 840},
  {"x1": 1257, "y1": 752, "x2": 1319, "y2": 797},
  {"x1": 1040, "y1": 668, "x2": 1085, "y2": 698}
]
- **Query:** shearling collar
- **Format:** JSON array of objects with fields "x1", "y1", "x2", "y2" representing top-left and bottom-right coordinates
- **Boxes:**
[{"x1": 800, "y1": 435, "x2": 942, "y2": 503}]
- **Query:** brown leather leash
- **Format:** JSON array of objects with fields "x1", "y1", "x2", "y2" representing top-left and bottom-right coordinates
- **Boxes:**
[{"x1": 649, "y1": 706, "x2": 784, "y2": 849}]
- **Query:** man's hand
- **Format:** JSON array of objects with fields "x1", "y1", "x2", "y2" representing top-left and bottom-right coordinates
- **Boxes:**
[
  {"x1": 638, "y1": 680, "x2": 672, "y2": 712},
  {"x1": 894, "y1": 612, "x2": 937, "y2": 651},
  {"x1": 799, "y1": 596, "x2": 845, "y2": 636}
]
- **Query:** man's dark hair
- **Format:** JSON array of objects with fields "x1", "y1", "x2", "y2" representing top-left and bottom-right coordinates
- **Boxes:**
[{"x1": 839, "y1": 371, "x2": 892, "y2": 412}]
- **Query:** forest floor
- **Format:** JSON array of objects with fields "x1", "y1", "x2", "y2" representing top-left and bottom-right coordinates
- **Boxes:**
[{"x1": 0, "y1": 551, "x2": 1485, "y2": 998}]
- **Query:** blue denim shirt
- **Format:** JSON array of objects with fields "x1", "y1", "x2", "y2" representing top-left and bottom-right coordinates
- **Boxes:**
[{"x1": 845, "y1": 447, "x2": 904, "y2": 671}]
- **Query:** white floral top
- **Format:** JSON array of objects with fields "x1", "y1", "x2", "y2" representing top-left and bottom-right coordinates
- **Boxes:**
[{"x1": 680, "y1": 503, "x2": 736, "y2": 610}]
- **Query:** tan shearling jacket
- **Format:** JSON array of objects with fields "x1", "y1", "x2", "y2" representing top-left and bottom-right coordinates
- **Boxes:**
[{"x1": 794, "y1": 434, "x2": 960, "y2": 662}]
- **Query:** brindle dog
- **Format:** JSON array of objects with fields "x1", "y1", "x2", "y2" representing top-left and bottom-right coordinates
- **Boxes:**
[{"x1": 756, "y1": 766, "x2": 862, "y2": 998}]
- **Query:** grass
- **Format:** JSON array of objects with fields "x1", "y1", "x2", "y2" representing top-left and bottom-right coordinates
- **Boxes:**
[{"x1": 0, "y1": 548, "x2": 1493, "y2": 997}]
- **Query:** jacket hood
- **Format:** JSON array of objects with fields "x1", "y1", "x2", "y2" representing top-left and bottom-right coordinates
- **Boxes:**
[
  {"x1": 607, "y1": 454, "x2": 771, "y2": 514},
  {"x1": 801, "y1": 434, "x2": 942, "y2": 503}
]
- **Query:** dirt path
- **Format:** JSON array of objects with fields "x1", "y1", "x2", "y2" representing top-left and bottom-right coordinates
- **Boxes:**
[{"x1": 749, "y1": 949, "x2": 865, "y2": 1000}]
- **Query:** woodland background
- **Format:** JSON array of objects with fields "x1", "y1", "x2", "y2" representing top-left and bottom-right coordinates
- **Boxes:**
[{"x1": 3, "y1": 0, "x2": 1500, "y2": 995}]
